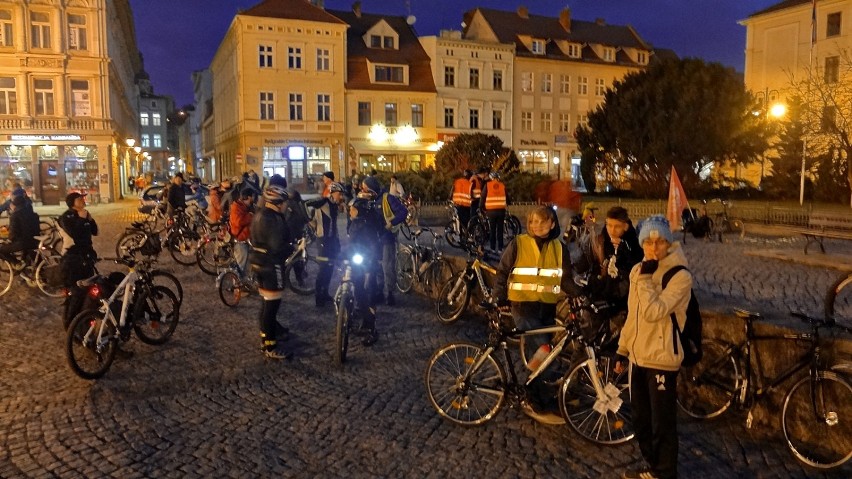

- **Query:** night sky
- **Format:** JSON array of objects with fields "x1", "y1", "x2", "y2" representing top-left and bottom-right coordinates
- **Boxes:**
[{"x1": 128, "y1": 0, "x2": 781, "y2": 106}]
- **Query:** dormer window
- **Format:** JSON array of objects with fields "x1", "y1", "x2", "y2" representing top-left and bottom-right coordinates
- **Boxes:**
[
  {"x1": 567, "y1": 43, "x2": 581, "y2": 58},
  {"x1": 637, "y1": 51, "x2": 648, "y2": 65},
  {"x1": 375, "y1": 65, "x2": 404, "y2": 83},
  {"x1": 531, "y1": 39, "x2": 545, "y2": 55},
  {"x1": 603, "y1": 47, "x2": 615, "y2": 62},
  {"x1": 370, "y1": 34, "x2": 395, "y2": 49}
]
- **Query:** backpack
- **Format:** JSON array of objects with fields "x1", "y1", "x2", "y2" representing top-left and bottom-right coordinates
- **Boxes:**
[
  {"x1": 283, "y1": 191, "x2": 310, "y2": 238},
  {"x1": 661, "y1": 265, "x2": 703, "y2": 367}
]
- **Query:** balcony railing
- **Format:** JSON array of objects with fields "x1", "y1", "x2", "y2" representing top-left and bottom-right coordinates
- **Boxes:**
[{"x1": 0, "y1": 117, "x2": 110, "y2": 132}]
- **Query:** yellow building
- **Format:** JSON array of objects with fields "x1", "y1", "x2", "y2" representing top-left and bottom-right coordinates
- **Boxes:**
[
  {"x1": 210, "y1": 0, "x2": 348, "y2": 190},
  {"x1": 464, "y1": 7, "x2": 655, "y2": 187},
  {"x1": 329, "y1": 4, "x2": 438, "y2": 175},
  {"x1": 0, "y1": 0, "x2": 141, "y2": 204}
]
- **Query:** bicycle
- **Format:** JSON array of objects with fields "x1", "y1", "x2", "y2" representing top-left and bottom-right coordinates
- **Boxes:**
[
  {"x1": 333, "y1": 252, "x2": 363, "y2": 365},
  {"x1": 395, "y1": 227, "x2": 454, "y2": 299},
  {"x1": 196, "y1": 221, "x2": 233, "y2": 276},
  {"x1": 0, "y1": 231, "x2": 64, "y2": 298},
  {"x1": 424, "y1": 300, "x2": 633, "y2": 445},
  {"x1": 677, "y1": 309, "x2": 852, "y2": 469},
  {"x1": 824, "y1": 270, "x2": 852, "y2": 325},
  {"x1": 435, "y1": 238, "x2": 498, "y2": 324},
  {"x1": 444, "y1": 201, "x2": 466, "y2": 249},
  {"x1": 398, "y1": 193, "x2": 419, "y2": 241},
  {"x1": 467, "y1": 209, "x2": 522, "y2": 249},
  {"x1": 65, "y1": 257, "x2": 180, "y2": 380},
  {"x1": 707, "y1": 199, "x2": 745, "y2": 242}
]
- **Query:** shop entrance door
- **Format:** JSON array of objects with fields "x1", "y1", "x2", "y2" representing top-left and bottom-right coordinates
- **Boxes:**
[{"x1": 40, "y1": 161, "x2": 61, "y2": 205}]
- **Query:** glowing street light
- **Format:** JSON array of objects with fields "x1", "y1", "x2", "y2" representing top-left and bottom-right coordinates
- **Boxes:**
[{"x1": 553, "y1": 157, "x2": 560, "y2": 180}]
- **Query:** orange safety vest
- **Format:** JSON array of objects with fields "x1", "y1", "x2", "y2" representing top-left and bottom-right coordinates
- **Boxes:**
[
  {"x1": 470, "y1": 176, "x2": 483, "y2": 199},
  {"x1": 452, "y1": 178, "x2": 472, "y2": 207},
  {"x1": 484, "y1": 180, "x2": 507, "y2": 210}
]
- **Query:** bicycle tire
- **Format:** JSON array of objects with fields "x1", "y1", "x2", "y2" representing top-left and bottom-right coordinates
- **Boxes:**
[
  {"x1": 218, "y1": 271, "x2": 242, "y2": 307},
  {"x1": 436, "y1": 272, "x2": 470, "y2": 324},
  {"x1": 34, "y1": 254, "x2": 64, "y2": 297},
  {"x1": 467, "y1": 217, "x2": 488, "y2": 246},
  {"x1": 782, "y1": 371, "x2": 852, "y2": 469},
  {"x1": 424, "y1": 341, "x2": 507, "y2": 426},
  {"x1": 285, "y1": 255, "x2": 319, "y2": 295},
  {"x1": 66, "y1": 309, "x2": 118, "y2": 380},
  {"x1": 133, "y1": 285, "x2": 180, "y2": 345},
  {"x1": 423, "y1": 258, "x2": 454, "y2": 299},
  {"x1": 335, "y1": 290, "x2": 354, "y2": 365},
  {"x1": 168, "y1": 233, "x2": 199, "y2": 265},
  {"x1": 116, "y1": 230, "x2": 147, "y2": 258},
  {"x1": 676, "y1": 340, "x2": 738, "y2": 419},
  {"x1": 825, "y1": 272, "x2": 852, "y2": 324},
  {"x1": 149, "y1": 270, "x2": 184, "y2": 306},
  {"x1": 445, "y1": 227, "x2": 464, "y2": 249},
  {"x1": 197, "y1": 237, "x2": 231, "y2": 276},
  {"x1": 395, "y1": 248, "x2": 415, "y2": 293},
  {"x1": 559, "y1": 354, "x2": 634, "y2": 445},
  {"x1": 504, "y1": 215, "x2": 521, "y2": 244},
  {"x1": 0, "y1": 258, "x2": 14, "y2": 297}
]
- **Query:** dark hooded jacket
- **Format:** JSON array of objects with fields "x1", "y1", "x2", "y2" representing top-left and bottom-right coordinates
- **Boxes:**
[{"x1": 575, "y1": 221, "x2": 643, "y2": 308}]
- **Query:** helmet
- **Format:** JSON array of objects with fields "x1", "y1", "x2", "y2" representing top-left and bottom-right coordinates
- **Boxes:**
[
  {"x1": 489, "y1": 171, "x2": 500, "y2": 180},
  {"x1": 329, "y1": 182, "x2": 345, "y2": 194},
  {"x1": 361, "y1": 176, "x2": 381, "y2": 197},
  {"x1": 263, "y1": 184, "x2": 288, "y2": 204}
]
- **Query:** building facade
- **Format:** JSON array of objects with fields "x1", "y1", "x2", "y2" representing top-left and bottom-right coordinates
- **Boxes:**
[
  {"x1": 0, "y1": 0, "x2": 140, "y2": 204},
  {"x1": 191, "y1": 68, "x2": 213, "y2": 181},
  {"x1": 464, "y1": 7, "x2": 653, "y2": 187},
  {"x1": 419, "y1": 30, "x2": 514, "y2": 151},
  {"x1": 210, "y1": 0, "x2": 348, "y2": 190}
]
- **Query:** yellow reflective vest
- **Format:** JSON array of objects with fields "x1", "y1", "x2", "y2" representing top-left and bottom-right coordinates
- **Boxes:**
[{"x1": 507, "y1": 234, "x2": 563, "y2": 303}]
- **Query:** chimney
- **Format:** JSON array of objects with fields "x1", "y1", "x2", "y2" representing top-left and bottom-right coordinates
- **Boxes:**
[
  {"x1": 559, "y1": 8, "x2": 571, "y2": 32},
  {"x1": 353, "y1": 1, "x2": 361, "y2": 18},
  {"x1": 517, "y1": 6, "x2": 529, "y2": 19},
  {"x1": 595, "y1": 18, "x2": 606, "y2": 26}
]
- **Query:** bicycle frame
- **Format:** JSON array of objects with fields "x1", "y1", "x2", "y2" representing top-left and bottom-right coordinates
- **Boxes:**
[
  {"x1": 448, "y1": 256, "x2": 496, "y2": 304},
  {"x1": 82, "y1": 268, "x2": 139, "y2": 349}
]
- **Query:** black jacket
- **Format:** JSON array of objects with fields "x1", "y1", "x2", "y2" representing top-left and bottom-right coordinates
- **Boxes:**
[
  {"x1": 166, "y1": 183, "x2": 187, "y2": 210},
  {"x1": 575, "y1": 223, "x2": 643, "y2": 307},
  {"x1": 8, "y1": 202, "x2": 40, "y2": 248},
  {"x1": 249, "y1": 206, "x2": 293, "y2": 265},
  {"x1": 58, "y1": 207, "x2": 98, "y2": 253}
]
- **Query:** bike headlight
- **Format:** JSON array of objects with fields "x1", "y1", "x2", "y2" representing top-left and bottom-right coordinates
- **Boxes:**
[
  {"x1": 552, "y1": 204, "x2": 558, "y2": 211},
  {"x1": 352, "y1": 254, "x2": 364, "y2": 265}
]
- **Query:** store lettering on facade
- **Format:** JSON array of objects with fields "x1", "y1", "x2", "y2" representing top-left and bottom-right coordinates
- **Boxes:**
[{"x1": 9, "y1": 135, "x2": 84, "y2": 142}]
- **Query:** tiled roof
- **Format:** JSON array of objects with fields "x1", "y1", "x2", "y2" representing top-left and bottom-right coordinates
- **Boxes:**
[
  {"x1": 241, "y1": 0, "x2": 347, "y2": 25},
  {"x1": 327, "y1": 9, "x2": 436, "y2": 93},
  {"x1": 747, "y1": 0, "x2": 811, "y2": 18}
]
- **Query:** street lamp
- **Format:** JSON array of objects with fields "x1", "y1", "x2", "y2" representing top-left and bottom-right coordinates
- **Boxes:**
[
  {"x1": 756, "y1": 89, "x2": 787, "y2": 184},
  {"x1": 552, "y1": 157, "x2": 560, "y2": 180}
]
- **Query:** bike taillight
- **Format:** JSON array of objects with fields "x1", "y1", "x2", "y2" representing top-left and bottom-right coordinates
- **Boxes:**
[{"x1": 88, "y1": 284, "x2": 101, "y2": 298}]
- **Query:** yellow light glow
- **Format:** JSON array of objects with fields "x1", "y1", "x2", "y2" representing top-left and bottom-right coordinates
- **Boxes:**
[
  {"x1": 368, "y1": 124, "x2": 389, "y2": 143},
  {"x1": 769, "y1": 103, "x2": 787, "y2": 118},
  {"x1": 125, "y1": 138, "x2": 136, "y2": 147},
  {"x1": 394, "y1": 125, "x2": 418, "y2": 145}
]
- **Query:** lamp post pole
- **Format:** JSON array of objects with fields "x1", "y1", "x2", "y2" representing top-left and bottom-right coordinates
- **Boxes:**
[{"x1": 552, "y1": 156, "x2": 560, "y2": 180}]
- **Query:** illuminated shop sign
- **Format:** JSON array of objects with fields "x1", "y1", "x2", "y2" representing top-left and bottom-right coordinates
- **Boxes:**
[{"x1": 9, "y1": 134, "x2": 83, "y2": 141}]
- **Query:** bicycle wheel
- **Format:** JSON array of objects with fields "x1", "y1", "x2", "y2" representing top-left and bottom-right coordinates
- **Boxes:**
[
  {"x1": 559, "y1": 355, "x2": 634, "y2": 445},
  {"x1": 468, "y1": 217, "x2": 488, "y2": 246},
  {"x1": 424, "y1": 341, "x2": 507, "y2": 426},
  {"x1": 66, "y1": 309, "x2": 118, "y2": 380},
  {"x1": 395, "y1": 248, "x2": 415, "y2": 293},
  {"x1": 676, "y1": 340, "x2": 738, "y2": 419},
  {"x1": 133, "y1": 285, "x2": 180, "y2": 345},
  {"x1": 197, "y1": 237, "x2": 231, "y2": 276},
  {"x1": 436, "y1": 272, "x2": 470, "y2": 324},
  {"x1": 116, "y1": 230, "x2": 147, "y2": 258},
  {"x1": 285, "y1": 255, "x2": 319, "y2": 295},
  {"x1": 335, "y1": 290, "x2": 354, "y2": 365},
  {"x1": 423, "y1": 258, "x2": 454, "y2": 299},
  {"x1": 504, "y1": 215, "x2": 521, "y2": 244},
  {"x1": 0, "y1": 258, "x2": 14, "y2": 297},
  {"x1": 825, "y1": 272, "x2": 852, "y2": 325},
  {"x1": 218, "y1": 271, "x2": 242, "y2": 307},
  {"x1": 782, "y1": 371, "x2": 852, "y2": 469},
  {"x1": 35, "y1": 254, "x2": 64, "y2": 297},
  {"x1": 150, "y1": 270, "x2": 184, "y2": 306},
  {"x1": 168, "y1": 232, "x2": 199, "y2": 265},
  {"x1": 445, "y1": 227, "x2": 464, "y2": 249}
]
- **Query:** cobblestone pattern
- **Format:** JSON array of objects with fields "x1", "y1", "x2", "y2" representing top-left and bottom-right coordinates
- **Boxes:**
[{"x1": 0, "y1": 201, "x2": 848, "y2": 478}]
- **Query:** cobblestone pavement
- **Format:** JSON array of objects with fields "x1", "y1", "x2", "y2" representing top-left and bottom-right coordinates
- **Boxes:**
[{"x1": 0, "y1": 200, "x2": 849, "y2": 478}]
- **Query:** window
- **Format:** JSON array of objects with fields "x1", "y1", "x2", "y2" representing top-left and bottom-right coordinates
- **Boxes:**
[
  {"x1": 259, "y1": 45, "x2": 273, "y2": 68},
  {"x1": 30, "y1": 12, "x2": 51, "y2": 49},
  {"x1": 385, "y1": 103, "x2": 397, "y2": 127},
  {"x1": 469, "y1": 109, "x2": 479, "y2": 129},
  {"x1": 521, "y1": 72, "x2": 533, "y2": 92},
  {"x1": 370, "y1": 35, "x2": 381, "y2": 48},
  {"x1": 316, "y1": 48, "x2": 330, "y2": 71},
  {"x1": 33, "y1": 79, "x2": 54, "y2": 115},
  {"x1": 637, "y1": 51, "x2": 647, "y2": 64},
  {"x1": 444, "y1": 107, "x2": 454, "y2": 128},
  {"x1": 444, "y1": 66, "x2": 455, "y2": 87},
  {"x1": 822, "y1": 105, "x2": 837, "y2": 131},
  {"x1": 560, "y1": 75, "x2": 570, "y2": 94},
  {"x1": 141, "y1": 134, "x2": 150, "y2": 148},
  {"x1": 153, "y1": 134, "x2": 162, "y2": 148},
  {"x1": 288, "y1": 47, "x2": 302, "y2": 69},
  {"x1": 0, "y1": 10, "x2": 12, "y2": 47},
  {"x1": 70, "y1": 80, "x2": 90, "y2": 116},
  {"x1": 260, "y1": 92, "x2": 275, "y2": 120},
  {"x1": 531, "y1": 39, "x2": 545, "y2": 54},
  {"x1": 542, "y1": 73, "x2": 552, "y2": 93},
  {"x1": 567, "y1": 43, "x2": 581, "y2": 58},
  {"x1": 603, "y1": 47, "x2": 615, "y2": 62},
  {"x1": 469, "y1": 68, "x2": 480, "y2": 89},
  {"x1": 493, "y1": 70, "x2": 503, "y2": 90},
  {"x1": 540, "y1": 112, "x2": 552, "y2": 133},
  {"x1": 559, "y1": 113, "x2": 570, "y2": 132},
  {"x1": 375, "y1": 66, "x2": 403, "y2": 83},
  {"x1": 521, "y1": 111, "x2": 533, "y2": 132},
  {"x1": 492, "y1": 110, "x2": 503, "y2": 130},
  {"x1": 152, "y1": 113, "x2": 161, "y2": 126},
  {"x1": 140, "y1": 113, "x2": 149, "y2": 126},
  {"x1": 289, "y1": 93, "x2": 303, "y2": 120},
  {"x1": 827, "y1": 12, "x2": 842, "y2": 37},
  {"x1": 578, "y1": 76, "x2": 588, "y2": 95},
  {"x1": 383, "y1": 36, "x2": 394, "y2": 49},
  {"x1": 579, "y1": 114, "x2": 589, "y2": 128},
  {"x1": 0, "y1": 77, "x2": 16, "y2": 114},
  {"x1": 68, "y1": 14, "x2": 87, "y2": 50},
  {"x1": 595, "y1": 78, "x2": 605, "y2": 96},
  {"x1": 358, "y1": 101, "x2": 371, "y2": 126},
  {"x1": 411, "y1": 104, "x2": 423, "y2": 127},
  {"x1": 317, "y1": 94, "x2": 330, "y2": 122},
  {"x1": 825, "y1": 56, "x2": 840, "y2": 83}
]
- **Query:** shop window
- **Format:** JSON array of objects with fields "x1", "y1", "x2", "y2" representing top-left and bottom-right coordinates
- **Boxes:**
[
  {"x1": 70, "y1": 80, "x2": 90, "y2": 116},
  {"x1": 0, "y1": 146, "x2": 34, "y2": 197},
  {"x1": 0, "y1": 77, "x2": 16, "y2": 115},
  {"x1": 64, "y1": 145, "x2": 98, "y2": 194}
]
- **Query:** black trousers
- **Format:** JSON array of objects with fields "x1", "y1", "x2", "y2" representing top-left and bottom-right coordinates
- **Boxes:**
[
  {"x1": 486, "y1": 209, "x2": 506, "y2": 250},
  {"x1": 315, "y1": 237, "x2": 339, "y2": 297},
  {"x1": 630, "y1": 365, "x2": 679, "y2": 479}
]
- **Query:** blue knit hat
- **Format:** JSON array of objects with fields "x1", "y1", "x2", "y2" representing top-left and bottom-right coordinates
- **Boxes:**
[
  {"x1": 362, "y1": 176, "x2": 382, "y2": 196},
  {"x1": 637, "y1": 215, "x2": 673, "y2": 244}
]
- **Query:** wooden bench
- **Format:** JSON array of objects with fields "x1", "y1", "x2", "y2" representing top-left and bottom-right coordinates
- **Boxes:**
[{"x1": 792, "y1": 214, "x2": 852, "y2": 254}]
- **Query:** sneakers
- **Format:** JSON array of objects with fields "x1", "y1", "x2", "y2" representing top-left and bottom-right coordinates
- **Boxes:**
[
  {"x1": 621, "y1": 468, "x2": 659, "y2": 479},
  {"x1": 520, "y1": 401, "x2": 564, "y2": 425},
  {"x1": 263, "y1": 348, "x2": 292, "y2": 360}
]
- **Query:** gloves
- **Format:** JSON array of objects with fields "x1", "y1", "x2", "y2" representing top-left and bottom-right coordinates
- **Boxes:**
[{"x1": 639, "y1": 259, "x2": 659, "y2": 275}]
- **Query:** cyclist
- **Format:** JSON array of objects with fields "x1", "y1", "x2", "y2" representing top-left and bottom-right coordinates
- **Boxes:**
[
  {"x1": 361, "y1": 175, "x2": 407, "y2": 306},
  {"x1": 229, "y1": 188, "x2": 256, "y2": 279},
  {"x1": 0, "y1": 182, "x2": 29, "y2": 216},
  {"x1": 320, "y1": 171, "x2": 334, "y2": 198},
  {"x1": 615, "y1": 215, "x2": 692, "y2": 479},
  {"x1": 307, "y1": 181, "x2": 345, "y2": 307},
  {"x1": 346, "y1": 197, "x2": 384, "y2": 346},
  {"x1": 208, "y1": 178, "x2": 232, "y2": 223},
  {"x1": 0, "y1": 195, "x2": 40, "y2": 278},
  {"x1": 480, "y1": 171, "x2": 508, "y2": 252},
  {"x1": 469, "y1": 167, "x2": 487, "y2": 218},
  {"x1": 249, "y1": 185, "x2": 294, "y2": 360},
  {"x1": 450, "y1": 169, "x2": 473, "y2": 232},
  {"x1": 389, "y1": 175, "x2": 405, "y2": 198},
  {"x1": 164, "y1": 172, "x2": 187, "y2": 217},
  {"x1": 58, "y1": 192, "x2": 99, "y2": 329}
]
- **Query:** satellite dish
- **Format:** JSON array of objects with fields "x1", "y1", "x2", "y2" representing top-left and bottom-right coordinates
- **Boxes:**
[
  {"x1": 406, "y1": 15, "x2": 416, "y2": 25},
  {"x1": 461, "y1": 21, "x2": 467, "y2": 28}
]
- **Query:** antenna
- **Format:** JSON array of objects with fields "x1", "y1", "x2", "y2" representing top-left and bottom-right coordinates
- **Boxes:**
[{"x1": 405, "y1": 0, "x2": 416, "y2": 25}]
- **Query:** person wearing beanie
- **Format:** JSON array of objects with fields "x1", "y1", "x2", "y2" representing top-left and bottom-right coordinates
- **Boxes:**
[
  {"x1": 58, "y1": 192, "x2": 99, "y2": 328},
  {"x1": 345, "y1": 197, "x2": 384, "y2": 346},
  {"x1": 616, "y1": 214, "x2": 691, "y2": 479},
  {"x1": 359, "y1": 175, "x2": 407, "y2": 306},
  {"x1": 321, "y1": 171, "x2": 335, "y2": 198}
]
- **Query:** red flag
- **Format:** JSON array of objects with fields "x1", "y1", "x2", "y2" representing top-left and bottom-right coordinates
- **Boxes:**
[{"x1": 666, "y1": 166, "x2": 689, "y2": 232}]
